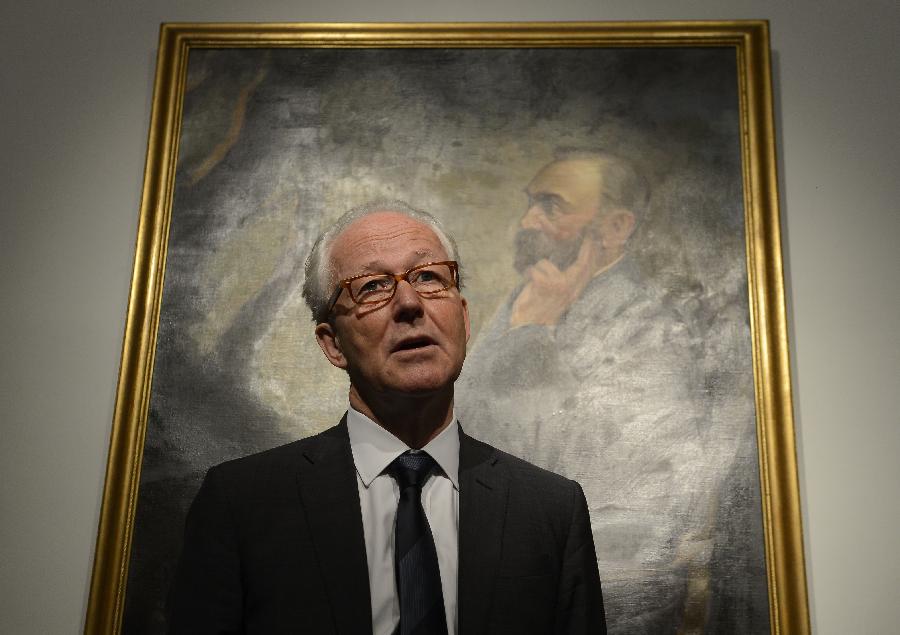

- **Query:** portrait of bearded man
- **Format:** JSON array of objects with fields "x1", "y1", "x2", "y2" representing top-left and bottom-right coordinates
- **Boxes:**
[{"x1": 458, "y1": 149, "x2": 761, "y2": 633}]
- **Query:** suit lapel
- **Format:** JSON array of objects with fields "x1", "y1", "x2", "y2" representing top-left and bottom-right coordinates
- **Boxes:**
[
  {"x1": 457, "y1": 428, "x2": 509, "y2": 635},
  {"x1": 295, "y1": 418, "x2": 372, "y2": 635}
]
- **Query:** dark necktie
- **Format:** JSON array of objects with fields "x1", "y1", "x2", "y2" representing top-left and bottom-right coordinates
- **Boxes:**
[{"x1": 388, "y1": 450, "x2": 449, "y2": 635}]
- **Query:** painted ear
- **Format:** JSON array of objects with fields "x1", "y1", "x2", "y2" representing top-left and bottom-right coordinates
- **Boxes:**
[
  {"x1": 613, "y1": 210, "x2": 637, "y2": 241},
  {"x1": 315, "y1": 322, "x2": 348, "y2": 370},
  {"x1": 601, "y1": 210, "x2": 637, "y2": 249}
]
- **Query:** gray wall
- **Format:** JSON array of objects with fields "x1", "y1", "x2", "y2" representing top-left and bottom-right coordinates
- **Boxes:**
[{"x1": 1, "y1": 0, "x2": 897, "y2": 633}]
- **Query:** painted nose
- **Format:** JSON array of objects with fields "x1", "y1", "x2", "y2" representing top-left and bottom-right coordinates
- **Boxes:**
[{"x1": 520, "y1": 204, "x2": 544, "y2": 230}]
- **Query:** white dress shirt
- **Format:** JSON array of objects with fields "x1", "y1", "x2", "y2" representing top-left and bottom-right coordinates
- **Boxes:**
[{"x1": 346, "y1": 405, "x2": 460, "y2": 635}]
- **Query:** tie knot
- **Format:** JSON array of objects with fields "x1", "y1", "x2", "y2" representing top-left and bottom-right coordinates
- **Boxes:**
[{"x1": 389, "y1": 450, "x2": 437, "y2": 490}]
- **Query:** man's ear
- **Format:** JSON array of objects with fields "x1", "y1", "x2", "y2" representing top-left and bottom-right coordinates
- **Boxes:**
[
  {"x1": 462, "y1": 296, "x2": 471, "y2": 344},
  {"x1": 315, "y1": 321, "x2": 348, "y2": 370}
]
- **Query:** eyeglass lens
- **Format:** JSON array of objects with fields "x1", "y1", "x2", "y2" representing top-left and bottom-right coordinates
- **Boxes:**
[{"x1": 349, "y1": 263, "x2": 455, "y2": 304}]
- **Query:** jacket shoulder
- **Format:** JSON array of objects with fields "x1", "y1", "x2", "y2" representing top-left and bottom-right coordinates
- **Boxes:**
[
  {"x1": 204, "y1": 422, "x2": 348, "y2": 493},
  {"x1": 465, "y1": 432, "x2": 581, "y2": 499},
  {"x1": 502, "y1": 447, "x2": 574, "y2": 487}
]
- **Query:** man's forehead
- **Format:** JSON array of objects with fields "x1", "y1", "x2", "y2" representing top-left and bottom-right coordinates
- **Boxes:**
[
  {"x1": 355, "y1": 247, "x2": 438, "y2": 273},
  {"x1": 338, "y1": 211, "x2": 434, "y2": 242},
  {"x1": 330, "y1": 213, "x2": 446, "y2": 273},
  {"x1": 528, "y1": 158, "x2": 605, "y2": 194}
]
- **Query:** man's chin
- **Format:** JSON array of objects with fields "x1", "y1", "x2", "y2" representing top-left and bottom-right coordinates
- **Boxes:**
[{"x1": 381, "y1": 364, "x2": 459, "y2": 397}]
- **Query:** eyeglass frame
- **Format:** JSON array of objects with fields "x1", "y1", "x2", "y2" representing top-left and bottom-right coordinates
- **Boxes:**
[{"x1": 325, "y1": 260, "x2": 460, "y2": 318}]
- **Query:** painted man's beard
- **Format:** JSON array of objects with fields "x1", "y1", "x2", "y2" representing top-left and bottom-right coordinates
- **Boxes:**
[{"x1": 513, "y1": 228, "x2": 586, "y2": 273}]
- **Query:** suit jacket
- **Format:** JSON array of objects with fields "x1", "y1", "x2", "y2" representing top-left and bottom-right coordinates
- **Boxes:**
[{"x1": 167, "y1": 418, "x2": 605, "y2": 634}]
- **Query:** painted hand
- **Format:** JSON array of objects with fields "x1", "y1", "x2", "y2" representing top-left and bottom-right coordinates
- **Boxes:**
[{"x1": 509, "y1": 237, "x2": 597, "y2": 327}]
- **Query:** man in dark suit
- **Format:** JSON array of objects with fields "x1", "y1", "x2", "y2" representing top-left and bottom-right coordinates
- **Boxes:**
[{"x1": 167, "y1": 201, "x2": 605, "y2": 634}]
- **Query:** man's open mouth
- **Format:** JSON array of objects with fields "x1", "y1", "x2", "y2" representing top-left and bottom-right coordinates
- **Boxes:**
[{"x1": 392, "y1": 336, "x2": 436, "y2": 352}]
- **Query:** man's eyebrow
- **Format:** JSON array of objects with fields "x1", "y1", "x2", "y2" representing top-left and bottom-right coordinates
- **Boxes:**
[
  {"x1": 355, "y1": 261, "x2": 384, "y2": 274},
  {"x1": 356, "y1": 250, "x2": 436, "y2": 273},
  {"x1": 525, "y1": 190, "x2": 570, "y2": 207}
]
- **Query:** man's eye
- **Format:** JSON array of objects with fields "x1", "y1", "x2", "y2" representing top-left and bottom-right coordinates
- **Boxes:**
[
  {"x1": 358, "y1": 278, "x2": 391, "y2": 294},
  {"x1": 541, "y1": 200, "x2": 560, "y2": 218},
  {"x1": 529, "y1": 195, "x2": 561, "y2": 219},
  {"x1": 411, "y1": 268, "x2": 451, "y2": 289}
]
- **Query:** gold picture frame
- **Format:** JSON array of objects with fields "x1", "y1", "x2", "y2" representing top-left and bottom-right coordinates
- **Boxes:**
[{"x1": 86, "y1": 21, "x2": 808, "y2": 634}]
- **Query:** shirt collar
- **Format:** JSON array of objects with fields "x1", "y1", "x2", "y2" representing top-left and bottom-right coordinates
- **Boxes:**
[{"x1": 346, "y1": 404, "x2": 460, "y2": 491}]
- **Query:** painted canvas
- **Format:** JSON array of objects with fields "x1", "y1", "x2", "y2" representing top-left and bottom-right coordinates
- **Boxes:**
[{"x1": 121, "y1": 45, "x2": 770, "y2": 633}]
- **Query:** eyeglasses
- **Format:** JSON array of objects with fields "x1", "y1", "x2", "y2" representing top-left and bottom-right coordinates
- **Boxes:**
[{"x1": 326, "y1": 261, "x2": 459, "y2": 316}]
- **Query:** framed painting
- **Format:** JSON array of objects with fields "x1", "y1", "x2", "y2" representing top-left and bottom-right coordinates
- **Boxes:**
[{"x1": 86, "y1": 22, "x2": 809, "y2": 634}]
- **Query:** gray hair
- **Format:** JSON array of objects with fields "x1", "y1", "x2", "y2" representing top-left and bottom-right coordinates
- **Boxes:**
[
  {"x1": 553, "y1": 147, "x2": 650, "y2": 220},
  {"x1": 302, "y1": 200, "x2": 462, "y2": 323}
]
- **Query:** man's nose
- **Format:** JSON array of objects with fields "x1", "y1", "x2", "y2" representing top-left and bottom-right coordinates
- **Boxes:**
[
  {"x1": 520, "y1": 204, "x2": 544, "y2": 230},
  {"x1": 391, "y1": 280, "x2": 425, "y2": 319}
]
